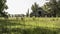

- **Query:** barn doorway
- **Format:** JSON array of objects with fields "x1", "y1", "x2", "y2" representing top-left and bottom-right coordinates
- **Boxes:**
[{"x1": 38, "y1": 11, "x2": 41, "y2": 17}]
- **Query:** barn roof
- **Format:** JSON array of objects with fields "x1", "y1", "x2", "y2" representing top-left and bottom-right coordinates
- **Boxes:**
[{"x1": 37, "y1": 7, "x2": 47, "y2": 14}]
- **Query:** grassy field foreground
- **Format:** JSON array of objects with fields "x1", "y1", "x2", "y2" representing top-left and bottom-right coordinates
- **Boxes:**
[{"x1": 0, "y1": 17, "x2": 60, "y2": 34}]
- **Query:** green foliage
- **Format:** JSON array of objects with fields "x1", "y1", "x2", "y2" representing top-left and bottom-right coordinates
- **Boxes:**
[
  {"x1": 0, "y1": 0, "x2": 8, "y2": 17},
  {"x1": 26, "y1": 9, "x2": 30, "y2": 17},
  {"x1": 42, "y1": 0, "x2": 60, "y2": 17},
  {"x1": 31, "y1": 2, "x2": 39, "y2": 12}
]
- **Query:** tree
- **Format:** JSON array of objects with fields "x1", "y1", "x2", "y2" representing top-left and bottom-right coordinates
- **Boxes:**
[
  {"x1": 56, "y1": 0, "x2": 60, "y2": 16},
  {"x1": 42, "y1": 0, "x2": 60, "y2": 17},
  {"x1": 31, "y1": 2, "x2": 39, "y2": 17},
  {"x1": 31, "y1": 2, "x2": 39, "y2": 12},
  {"x1": 0, "y1": 0, "x2": 8, "y2": 18},
  {"x1": 26, "y1": 9, "x2": 29, "y2": 17}
]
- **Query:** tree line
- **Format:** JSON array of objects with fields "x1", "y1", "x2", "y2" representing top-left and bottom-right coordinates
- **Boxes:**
[
  {"x1": 0, "y1": 0, "x2": 60, "y2": 18},
  {"x1": 29, "y1": 0, "x2": 60, "y2": 17}
]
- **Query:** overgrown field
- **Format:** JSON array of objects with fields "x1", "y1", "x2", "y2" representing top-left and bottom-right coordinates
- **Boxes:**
[{"x1": 0, "y1": 17, "x2": 60, "y2": 34}]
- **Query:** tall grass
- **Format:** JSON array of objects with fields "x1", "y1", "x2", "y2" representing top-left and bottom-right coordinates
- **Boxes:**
[{"x1": 0, "y1": 17, "x2": 60, "y2": 34}]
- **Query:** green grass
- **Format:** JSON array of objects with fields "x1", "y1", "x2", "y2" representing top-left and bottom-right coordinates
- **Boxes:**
[
  {"x1": 0, "y1": 17, "x2": 60, "y2": 34},
  {"x1": 7, "y1": 17, "x2": 60, "y2": 28}
]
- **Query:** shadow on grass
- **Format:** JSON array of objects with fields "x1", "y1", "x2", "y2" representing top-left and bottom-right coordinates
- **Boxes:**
[
  {"x1": 0, "y1": 20, "x2": 25, "y2": 26},
  {"x1": 0, "y1": 27, "x2": 60, "y2": 34}
]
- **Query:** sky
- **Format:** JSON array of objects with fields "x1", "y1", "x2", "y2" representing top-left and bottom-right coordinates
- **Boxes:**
[{"x1": 6, "y1": 0, "x2": 48, "y2": 15}]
